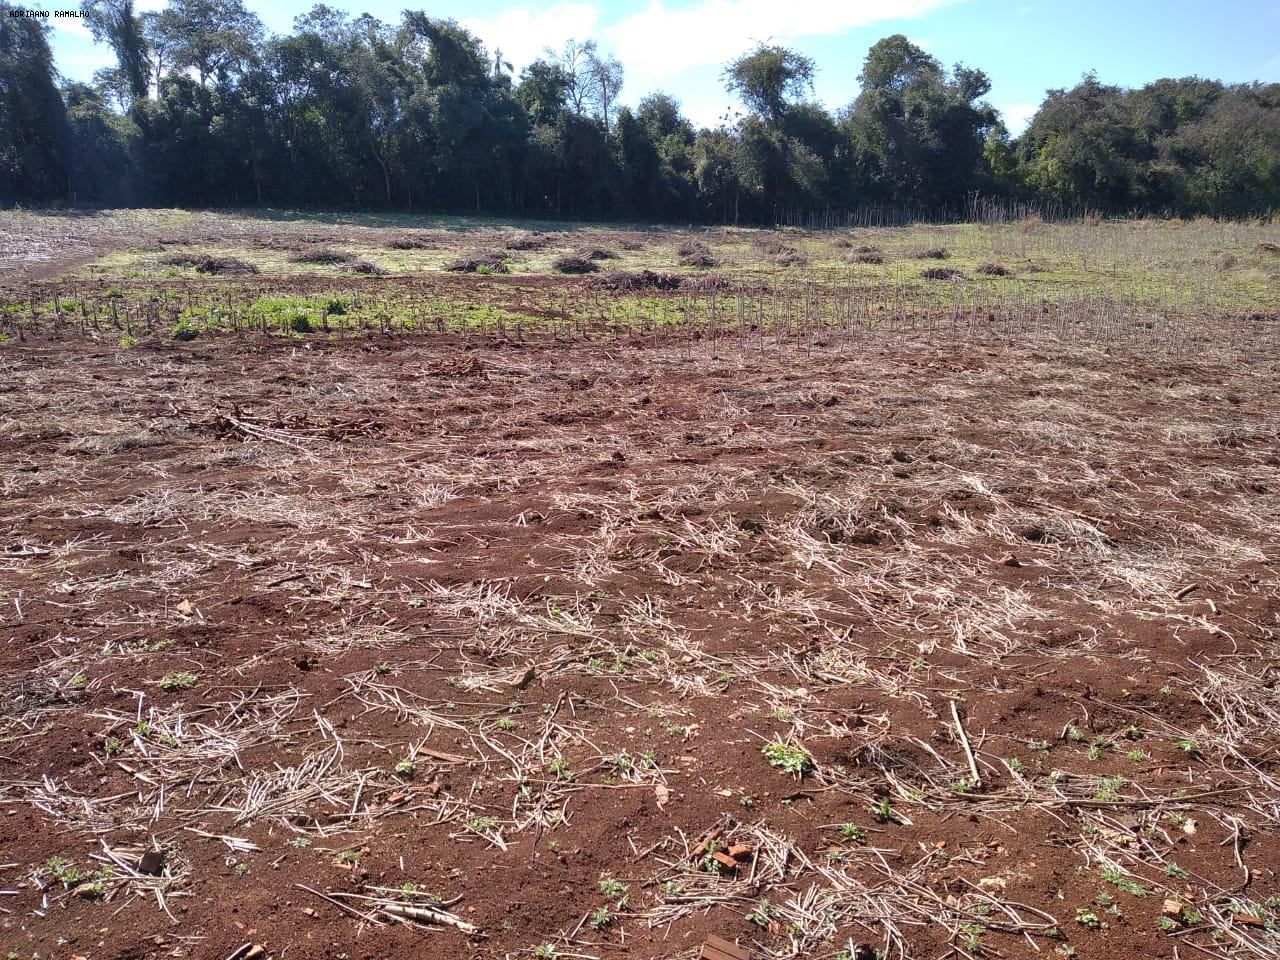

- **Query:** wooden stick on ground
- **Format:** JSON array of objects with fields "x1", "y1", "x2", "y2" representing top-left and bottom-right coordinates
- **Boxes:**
[
  {"x1": 380, "y1": 901, "x2": 478, "y2": 933},
  {"x1": 950, "y1": 700, "x2": 982, "y2": 789}
]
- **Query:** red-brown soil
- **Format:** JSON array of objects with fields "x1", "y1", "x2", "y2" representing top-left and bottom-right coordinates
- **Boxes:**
[{"x1": 0, "y1": 329, "x2": 1277, "y2": 960}]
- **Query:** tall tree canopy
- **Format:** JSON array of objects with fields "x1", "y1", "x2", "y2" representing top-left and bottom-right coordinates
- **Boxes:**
[
  {"x1": 1, "y1": 9, "x2": 1276, "y2": 220},
  {"x1": 843, "y1": 35, "x2": 999, "y2": 208},
  {"x1": 724, "y1": 44, "x2": 815, "y2": 125},
  {"x1": 81, "y1": 0, "x2": 149, "y2": 106}
]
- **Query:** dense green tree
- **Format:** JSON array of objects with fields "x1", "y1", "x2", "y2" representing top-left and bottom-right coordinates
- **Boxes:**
[
  {"x1": 1174, "y1": 88, "x2": 1280, "y2": 217},
  {"x1": 1015, "y1": 75, "x2": 1280, "y2": 217},
  {"x1": 615, "y1": 93, "x2": 695, "y2": 219},
  {"x1": 516, "y1": 60, "x2": 570, "y2": 126},
  {"x1": 1016, "y1": 75, "x2": 1143, "y2": 212},
  {"x1": 81, "y1": 0, "x2": 149, "y2": 106},
  {"x1": 0, "y1": 4, "x2": 72, "y2": 204},
  {"x1": 724, "y1": 44, "x2": 815, "y2": 125},
  {"x1": 695, "y1": 128, "x2": 744, "y2": 222},
  {"x1": 152, "y1": 0, "x2": 263, "y2": 87},
  {"x1": 844, "y1": 35, "x2": 998, "y2": 208},
  {"x1": 4, "y1": 8, "x2": 1277, "y2": 220},
  {"x1": 64, "y1": 81, "x2": 141, "y2": 203}
]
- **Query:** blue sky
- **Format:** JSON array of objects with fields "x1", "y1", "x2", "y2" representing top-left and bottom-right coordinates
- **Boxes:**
[{"x1": 47, "y1": 0, "x2": 1280, "y2": 131}]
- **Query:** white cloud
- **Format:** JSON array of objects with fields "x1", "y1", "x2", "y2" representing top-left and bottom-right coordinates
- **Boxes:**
[
  {"x1": 998, "y1": 102, "x2": 1037, "y2": 133},
  {"x1": 463, "y1": 3, "x2": 600, "y2": 74},
  {"x1": 603, "y1": 0, "x2": 956, "y2": 92}
]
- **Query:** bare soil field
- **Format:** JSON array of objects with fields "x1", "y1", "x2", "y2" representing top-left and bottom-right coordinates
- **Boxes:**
[{"x1": 0, "y1": 212, "x2": 1278, "y2": 960}]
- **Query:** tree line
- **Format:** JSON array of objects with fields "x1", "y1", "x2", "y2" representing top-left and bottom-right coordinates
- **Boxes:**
[{"x1": 2, "y1": 0, "x2": 1278, "y2": 220}]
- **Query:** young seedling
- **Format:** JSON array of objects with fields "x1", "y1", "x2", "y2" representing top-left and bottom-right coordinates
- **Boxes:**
[
  {"x1": 467, "y1": 815, "x2": 500, "y2": 836},
  {"x1": 548, "y1": 758, "x2": 574, "y2": 781},
  {"x1": 159, "y1": 671, "x2": 197, "y2": 692},
  {"x1": 746, "y1": 898, "x2": 778, "y2": 928},
  {"x1": 838, "y1": 823, "x2": 864, "y2": 841},
  {"x1": 959, "y1": 922, "x2": 985, "y2": 954},
  {"x1": 1100, "y1": 866, "x2": 1149, "y2": 897},
  {"x1": 869, "y1": 796, "x2": 908, "y2": 824},
  {"x1": 598, "y1": 876, "x2": 628, "y2": 899},
  {"x1": 761, "y1": 739, "x2": 812, "y2": 775},
  {"x1": 1093, "y1": 776, "x2": 1126, "y2": 801},
  {"x1": 1075, "y1": 907, "x2": 1101, "y2": 929}
]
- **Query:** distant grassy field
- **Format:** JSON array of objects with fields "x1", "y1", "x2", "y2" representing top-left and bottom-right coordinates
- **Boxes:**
[{"x1": 2, "y1": 210, "x2": 1277, "y2": 347}]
